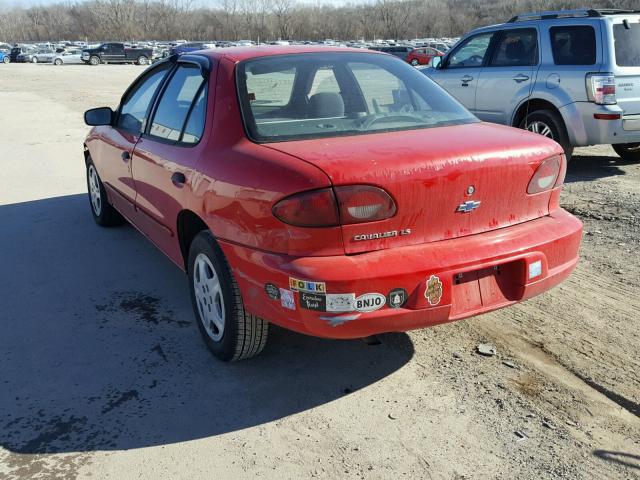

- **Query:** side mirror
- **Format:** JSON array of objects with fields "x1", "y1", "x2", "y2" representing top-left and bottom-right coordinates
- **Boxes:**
[
  {"x1": 431, "y1": 56, "x2": 443, "y2": 69},
  {"x1": 84, "y1": 107, "x2": 113, "y2": 126}
]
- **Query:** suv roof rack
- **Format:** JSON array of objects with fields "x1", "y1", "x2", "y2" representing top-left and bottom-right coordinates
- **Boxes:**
[{"x1": 507, "y1": 8, "x2": 640, "y2": 23}]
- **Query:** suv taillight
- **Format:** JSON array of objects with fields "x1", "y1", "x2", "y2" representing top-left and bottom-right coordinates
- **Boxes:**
[
  {"x1": 273, "y1": 186, "x2": 396, "y2": 227},
  {"x1": 527, "y1": 156, "x2": 564, "y2": 194},
  {"x1": 586, "y1": 73, "x2": 616, "y2": 105}
]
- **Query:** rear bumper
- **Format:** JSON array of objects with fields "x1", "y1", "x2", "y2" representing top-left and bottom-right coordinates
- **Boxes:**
[
  {"x1": 561, "y1": 102, "x2": 640, "y2": 146},
  {"x1": 219, "y1": 209, "x2": 582, "y2": 339}
]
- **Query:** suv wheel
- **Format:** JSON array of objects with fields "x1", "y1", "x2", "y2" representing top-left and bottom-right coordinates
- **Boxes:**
[
  {"x1": 137, "y1": 55, "x2": 148, "y2": 66},
  {"x1": 612, "y1": 143, "x2": 640, "y2": 162},
  {"x1": 520, "y1": 109, "x2": 574, "y2": 161},
  {"x1": 86, "y1": 157, "x2": 125, "y2": 227},
  {"x1": 188, "y1": 231, "x2": 269, "y2": 362},
  {"x1": 89, "y1": 55, "x2": 100, "y2": 66}
]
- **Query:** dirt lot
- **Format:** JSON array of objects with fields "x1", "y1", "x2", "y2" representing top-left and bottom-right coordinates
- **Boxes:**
[{"x1": 0, "y1": 63, "x2": 638, "y2": 480}]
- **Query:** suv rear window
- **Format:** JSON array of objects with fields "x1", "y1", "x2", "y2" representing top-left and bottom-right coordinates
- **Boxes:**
[
  {"x1": 550, "y1": 26, "x2": 596, "y2": 65},
  {"x1": 237, "y1": 53, "x2": 477, "y2": 143},
  {"x1": 613, "y1": 23, "x2": 640, "y2": 67}
]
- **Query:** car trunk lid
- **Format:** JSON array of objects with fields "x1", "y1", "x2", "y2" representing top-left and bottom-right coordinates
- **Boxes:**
[
  {"x1": 611, "y1": 17, "x2": 640, "y2": 116},
  {"x1": 265, "y1": 122, "x2": 563, "y2": 254}
]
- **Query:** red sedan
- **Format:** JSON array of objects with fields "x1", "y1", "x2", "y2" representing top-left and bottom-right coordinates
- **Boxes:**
[
  {"x1": 83, "y1": 46, "x2": 582, "y2": 361},
  {"x1": 407, "y1": 47, "x2": 444, "y2": 66}
]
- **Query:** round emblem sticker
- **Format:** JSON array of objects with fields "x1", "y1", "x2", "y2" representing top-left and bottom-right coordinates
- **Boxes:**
[{"x1": 265, "y1": 283, "x2": 280, "y2": 300}]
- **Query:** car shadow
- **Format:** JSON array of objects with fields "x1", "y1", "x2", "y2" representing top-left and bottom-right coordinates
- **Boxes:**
[
  {"x1": 593, "y1": 450, "x2": 640, "y2": 470},
  {"x1": 565, "y1": 152, "x2": 628, "y2": 183},
  {"x1": 0, "y1": 194, "x2": 414, "y2": 454}
]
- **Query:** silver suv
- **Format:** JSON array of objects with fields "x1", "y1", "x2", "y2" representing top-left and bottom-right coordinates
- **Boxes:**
[{"x1": 423, "y1": 9, "x2": 640, "y2": 161}]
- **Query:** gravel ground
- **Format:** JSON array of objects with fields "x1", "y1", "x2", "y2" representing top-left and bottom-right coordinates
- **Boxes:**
[{"x1": 0, "y1": 63, "x2": 638, "y2": 480}]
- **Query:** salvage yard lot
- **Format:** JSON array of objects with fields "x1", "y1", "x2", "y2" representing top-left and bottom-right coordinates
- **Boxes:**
[{"x1": 0, "y1": 63, "x2": 638, "y2": 479}]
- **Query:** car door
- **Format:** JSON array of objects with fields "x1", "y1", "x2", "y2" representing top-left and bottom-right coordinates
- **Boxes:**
[
  {"x1": 65, "y1": 50, "x2": 82, "y2": 64},
  {"x1": 428, "y1": 31, "x2": 497, "y2": 113},
  {"x1": 131, "y1": 58, "x2": 210, "y2": 265},
  {"x1": 104, "y1": 43, "x2": 126, "y2": 62},
  {"x1": 95, "y1": 63, "x2": 172, "y2": 220},
  {"x1": 475, "y1": 28, "x2": 539, "y2": 125}
]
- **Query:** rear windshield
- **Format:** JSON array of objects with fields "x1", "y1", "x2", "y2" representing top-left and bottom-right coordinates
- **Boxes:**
[
  {"x1": 613, "y1": 22, "x2": 640, "y2": 67},
  {"x1": 550, "y1": 26, "x2": 596, "y2": 65},
  {"x1": 236, "y1": 52, "x2": 477, "y2": 143}
]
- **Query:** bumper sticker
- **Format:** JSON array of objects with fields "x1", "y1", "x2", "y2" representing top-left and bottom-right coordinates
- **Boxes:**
[
  {"x1": 265, "y1": 283, "x2": 280, "y2": 300},
  {"x1": 354, "y1": 293, "x2": 386, "y2": 312},
  {"x1": 289, "y1": 277, "x2": 326, "y2": 293},
  {"x1": 425, "y1": 275, "x2": 443, "y2": 306},
  {"x1": 326, "y1": 293, "x2": 356, "y2": 312},
  {"x1": 280, "y1": 289, "x2": 295, "y2": 310},
  {"x1": 300, "y1": 292, "x2": 326, "y2": 311},
  {"x1": 387, "y1": 288, "x2": 407, "y2": 309}
]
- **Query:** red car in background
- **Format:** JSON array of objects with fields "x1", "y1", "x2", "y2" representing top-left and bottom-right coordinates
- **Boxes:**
[
  {"x1": 407, "y1": 47, "x2": 444, "y2": 66},
  {"x1": 83, "y1": 46, "x2": 582, "y2": 362}
]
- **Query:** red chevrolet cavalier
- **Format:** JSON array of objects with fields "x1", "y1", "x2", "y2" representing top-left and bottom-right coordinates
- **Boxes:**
[{"x1": 83, "y1": 46, "x2": 582, "y2": 361}]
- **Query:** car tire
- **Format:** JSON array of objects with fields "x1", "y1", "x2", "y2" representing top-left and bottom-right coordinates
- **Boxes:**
[
  {"x1": 31, "y1": 57, "x2": 37, "y2": 63},
  {"x1": 89, "y1": 55, "x2": 100, "y2": 66},
  {"x1": 86, "y1": 157, "x2": 125, "y2": 227},
  {"x1": 54, "y1": 58, "x2": 62, "y2": 65},
  {"x1": 411, "y1": 58, "x2": 419, "y2": 66},
  {"x1": 2, "y1": 56, "x2": 9, "y2": 64},
  {"x1": 612, "y1": 143, "x2": 640, "y2": 162},
  {"x1": 520, "y1": 109, "x2": 574, "y2": 161},
  {"x1": 188, "y1": 231, "x2": 269, "y2": 362},
  {"x1": 137, "y1": 55, "x2": 148, "y2": 66}
]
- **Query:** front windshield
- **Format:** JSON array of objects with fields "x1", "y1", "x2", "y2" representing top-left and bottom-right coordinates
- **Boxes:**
[{"x1": 236, "y1": 52, "x2": 477, "y2": 143}]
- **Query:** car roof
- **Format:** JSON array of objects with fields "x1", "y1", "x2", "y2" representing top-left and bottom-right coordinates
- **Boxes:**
[{"x1": 198, "y1": 45, "x2": 381, "y2": 63}]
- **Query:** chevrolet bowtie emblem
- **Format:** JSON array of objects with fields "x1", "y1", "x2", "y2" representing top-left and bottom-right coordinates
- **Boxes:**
[{"x1": 457, "y1": 200, "x2": 481, "y2": 213}]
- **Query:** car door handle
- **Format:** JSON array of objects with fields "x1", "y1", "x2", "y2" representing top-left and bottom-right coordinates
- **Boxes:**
[
  {"x1": 171, "y1": 172, "x2": 186, "y2": 188},
  {"x1": 460, "y1": 75, "x2": 473, "y2": 83},
  {"x1": 121, "y1": 151, "x2": 130, "y2": 162},
  {"x1": 513, "y1": 74, "x2": 530, "y2": 83}
]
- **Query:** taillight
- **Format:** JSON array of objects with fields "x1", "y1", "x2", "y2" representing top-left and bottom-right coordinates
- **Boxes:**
[
  {"x1": 586, "y1": 73, "x2": 616, "y2": 105},
  {"x1": 272, "y1": 188, "x2": 339, "y2": 227},
  {"x1": 527, "y1": 156, "x2": 563, "y2": 194},
  {"x1": 335, "y1": 185, "x2": 396, "y2": 224},
  {"x1": 272, "y1": 185, "x2": 396, "y2": 227}
]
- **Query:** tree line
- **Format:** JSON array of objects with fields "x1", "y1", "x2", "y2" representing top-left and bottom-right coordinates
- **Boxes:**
[{"x1": 0, "y1": 0, "x2": 637, "y2": 43}]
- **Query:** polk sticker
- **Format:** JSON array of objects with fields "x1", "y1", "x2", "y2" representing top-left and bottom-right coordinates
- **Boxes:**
[
  {"x1": 280, "y1": 289, "x2": 295, "y2": 310},
  {"x1": 289, "y1": 277, "x2": 326, "y2": 293},
  {"x1": 326, "y1": 293, "x2": 356, "y2": 312},
  {"x1": 300, "y1": 292, "x2": 327, "y2": 311},
  {"x1": 265, "y1": 283, "x2": 280, "y2": 300},
  {"x1": 425, "y1": 275, "x2": 443, "y2": 306},
  {"x1": 354, "y1": 293, "x2": 386, "y2": 312},
  {"x1": 387, "y1": 288, "x2": 407, "y2": 309}
]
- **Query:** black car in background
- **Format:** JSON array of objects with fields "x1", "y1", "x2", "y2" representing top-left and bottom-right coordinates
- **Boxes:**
[
  {"x1": 81, "y1": 42, "x2": 153, "y2": 65},
  {"x1": 369, "y1": 45, "x2": 414, "y2": 62}
]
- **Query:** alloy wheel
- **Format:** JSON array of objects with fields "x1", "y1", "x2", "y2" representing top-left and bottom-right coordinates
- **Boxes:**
[
  {"x1": 193, "y1": 253, "x2": 225, "y2": 342},
  {"x1": 526, "y1": 121, "x2": 554, "y2": 139},
  {"x1": 88, "y1": 165, "x2": 102, "y2": 215}
]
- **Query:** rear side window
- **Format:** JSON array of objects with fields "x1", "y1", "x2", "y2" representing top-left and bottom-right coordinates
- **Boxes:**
[
  {"x1": 550, "y1": 26, "x2": 596, "y2": 65},
  {"x1": 613, "y1": 23, "x2": 640, "y2": 67},
  {"x1": 490, "y1": 29, "x2": 538, "y2": 67},
  {"x1": 149, "y1": 64, "x2": 206, "y2": 143}
]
